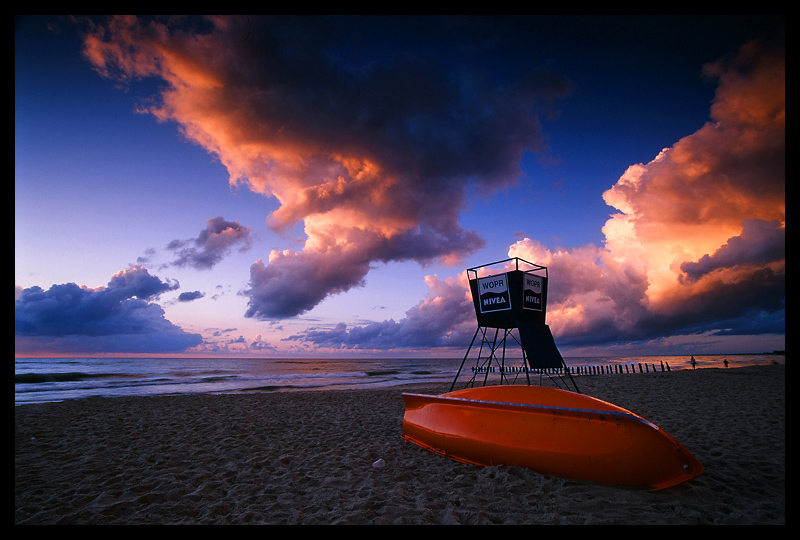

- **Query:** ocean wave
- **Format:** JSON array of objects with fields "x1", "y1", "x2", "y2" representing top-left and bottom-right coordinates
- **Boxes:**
[{"x1": 15, "y1": 372, "x2": 131, "y2": 384}]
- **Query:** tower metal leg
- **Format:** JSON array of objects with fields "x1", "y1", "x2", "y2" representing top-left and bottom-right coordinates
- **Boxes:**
[{"x1": 450, "y1": 325, "x2": 580, "y2": 393}]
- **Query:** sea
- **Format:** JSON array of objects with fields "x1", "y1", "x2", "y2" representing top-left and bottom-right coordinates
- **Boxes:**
[{"x1": 14, "y1": 353, "x2": 784, "y2": 406}]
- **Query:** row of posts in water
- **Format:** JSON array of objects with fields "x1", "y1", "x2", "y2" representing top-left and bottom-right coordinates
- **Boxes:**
[{"x1": 471, "y1": 362, "x2": 672, "y2": 375}]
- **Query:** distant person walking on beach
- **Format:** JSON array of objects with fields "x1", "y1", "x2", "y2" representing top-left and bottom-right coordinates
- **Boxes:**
[{"x1": 690, "y1": 356, "x2": 697, "y2": 369}]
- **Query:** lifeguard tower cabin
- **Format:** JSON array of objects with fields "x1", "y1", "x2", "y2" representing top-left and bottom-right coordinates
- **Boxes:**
[{"x1": 451, "y1": 257, "x2": 577, "y2": 392}]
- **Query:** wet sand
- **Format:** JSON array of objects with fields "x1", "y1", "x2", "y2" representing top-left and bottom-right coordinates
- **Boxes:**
[{"x1": 15, "y1": 364, "x2": 784, "y2": 524}]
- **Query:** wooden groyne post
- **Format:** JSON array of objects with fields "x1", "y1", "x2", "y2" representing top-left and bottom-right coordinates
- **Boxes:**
[
  {"x1": 470, "y1": 361, "x2": 674, "y2": 377},
  {"x1": 568, "y1": 361, "x2": 672, "y2": 376}
]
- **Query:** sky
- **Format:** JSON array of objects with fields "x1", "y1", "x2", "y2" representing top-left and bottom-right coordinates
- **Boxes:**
[{"x1": 15, "y1": 15, "x2": 785, "y2": 358}]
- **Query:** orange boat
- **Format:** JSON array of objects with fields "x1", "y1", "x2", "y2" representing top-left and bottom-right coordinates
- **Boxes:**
[{"x1": 401, "y1": 384, "x2": 704, "y2": 491}]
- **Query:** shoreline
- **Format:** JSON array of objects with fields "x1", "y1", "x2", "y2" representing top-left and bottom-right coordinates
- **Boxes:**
[
  {"x1": 15, "y1": 364, "x2": 785, "y2": 525},
  {"x1": 15, "y1": 354, "x2": 784, "y2": 406}
]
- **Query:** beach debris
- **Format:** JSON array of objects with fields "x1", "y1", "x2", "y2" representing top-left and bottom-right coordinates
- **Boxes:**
[{"x1": 372, "y1": 458, "x2": 386, "y2": 468}]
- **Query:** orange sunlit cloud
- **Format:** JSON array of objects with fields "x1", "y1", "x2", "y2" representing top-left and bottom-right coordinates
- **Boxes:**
[
  {"x1": 510, "y1": 40, "x2": 784, "y2": 343},
  {"x1": 81, "y1": 15, "x2": 569, "y2": 320}
]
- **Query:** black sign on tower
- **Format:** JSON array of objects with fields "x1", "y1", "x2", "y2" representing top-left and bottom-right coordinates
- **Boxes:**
[{"x1": 451, "y1": 257, "x2": 578, "y2": 392}]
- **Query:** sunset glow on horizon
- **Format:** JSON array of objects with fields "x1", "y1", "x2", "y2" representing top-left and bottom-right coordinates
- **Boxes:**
[{"x1": 16, "y1": 15, "x2": 784, "y2": 358}]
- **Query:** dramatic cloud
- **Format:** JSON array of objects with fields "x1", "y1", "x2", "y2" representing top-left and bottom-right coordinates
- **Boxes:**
[
  {"x1": 15, "y1": 265, "x2": 202, "y2": 354},
  {"x1": 512, "y1": 40, "x2": 785, "y2": 346},
  {"x1": 167, "y1": 216, "x2": 252, "y2": 270},
  {"x1": 77, "y1": 17, "x2": 783, "y2": 353},
  {"x1": 81, "y1": 15, "x2": 570, "y2": 318},
  {"x1": 286, "y1": 39, "x2": 785, "y2": 351}
]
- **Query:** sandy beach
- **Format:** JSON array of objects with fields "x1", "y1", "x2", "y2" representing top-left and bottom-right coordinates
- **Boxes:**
[{"x1": 15, "y1": 364, "x2": 784, "y2": 525}]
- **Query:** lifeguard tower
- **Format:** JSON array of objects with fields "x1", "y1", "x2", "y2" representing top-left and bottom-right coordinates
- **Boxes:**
[{"x1": 450, "y1": 257, "x2": 579, "y2": 393}]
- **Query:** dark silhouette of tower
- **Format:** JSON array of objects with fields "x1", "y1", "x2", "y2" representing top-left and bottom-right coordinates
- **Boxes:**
[{"x1": 451, "y1": 257, "x2": 578, "y2": 392}]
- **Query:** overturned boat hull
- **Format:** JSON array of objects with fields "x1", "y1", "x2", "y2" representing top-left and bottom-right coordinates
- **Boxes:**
[{"x1": 401, "y1": 385, "x2": 704, "y2": 491}]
